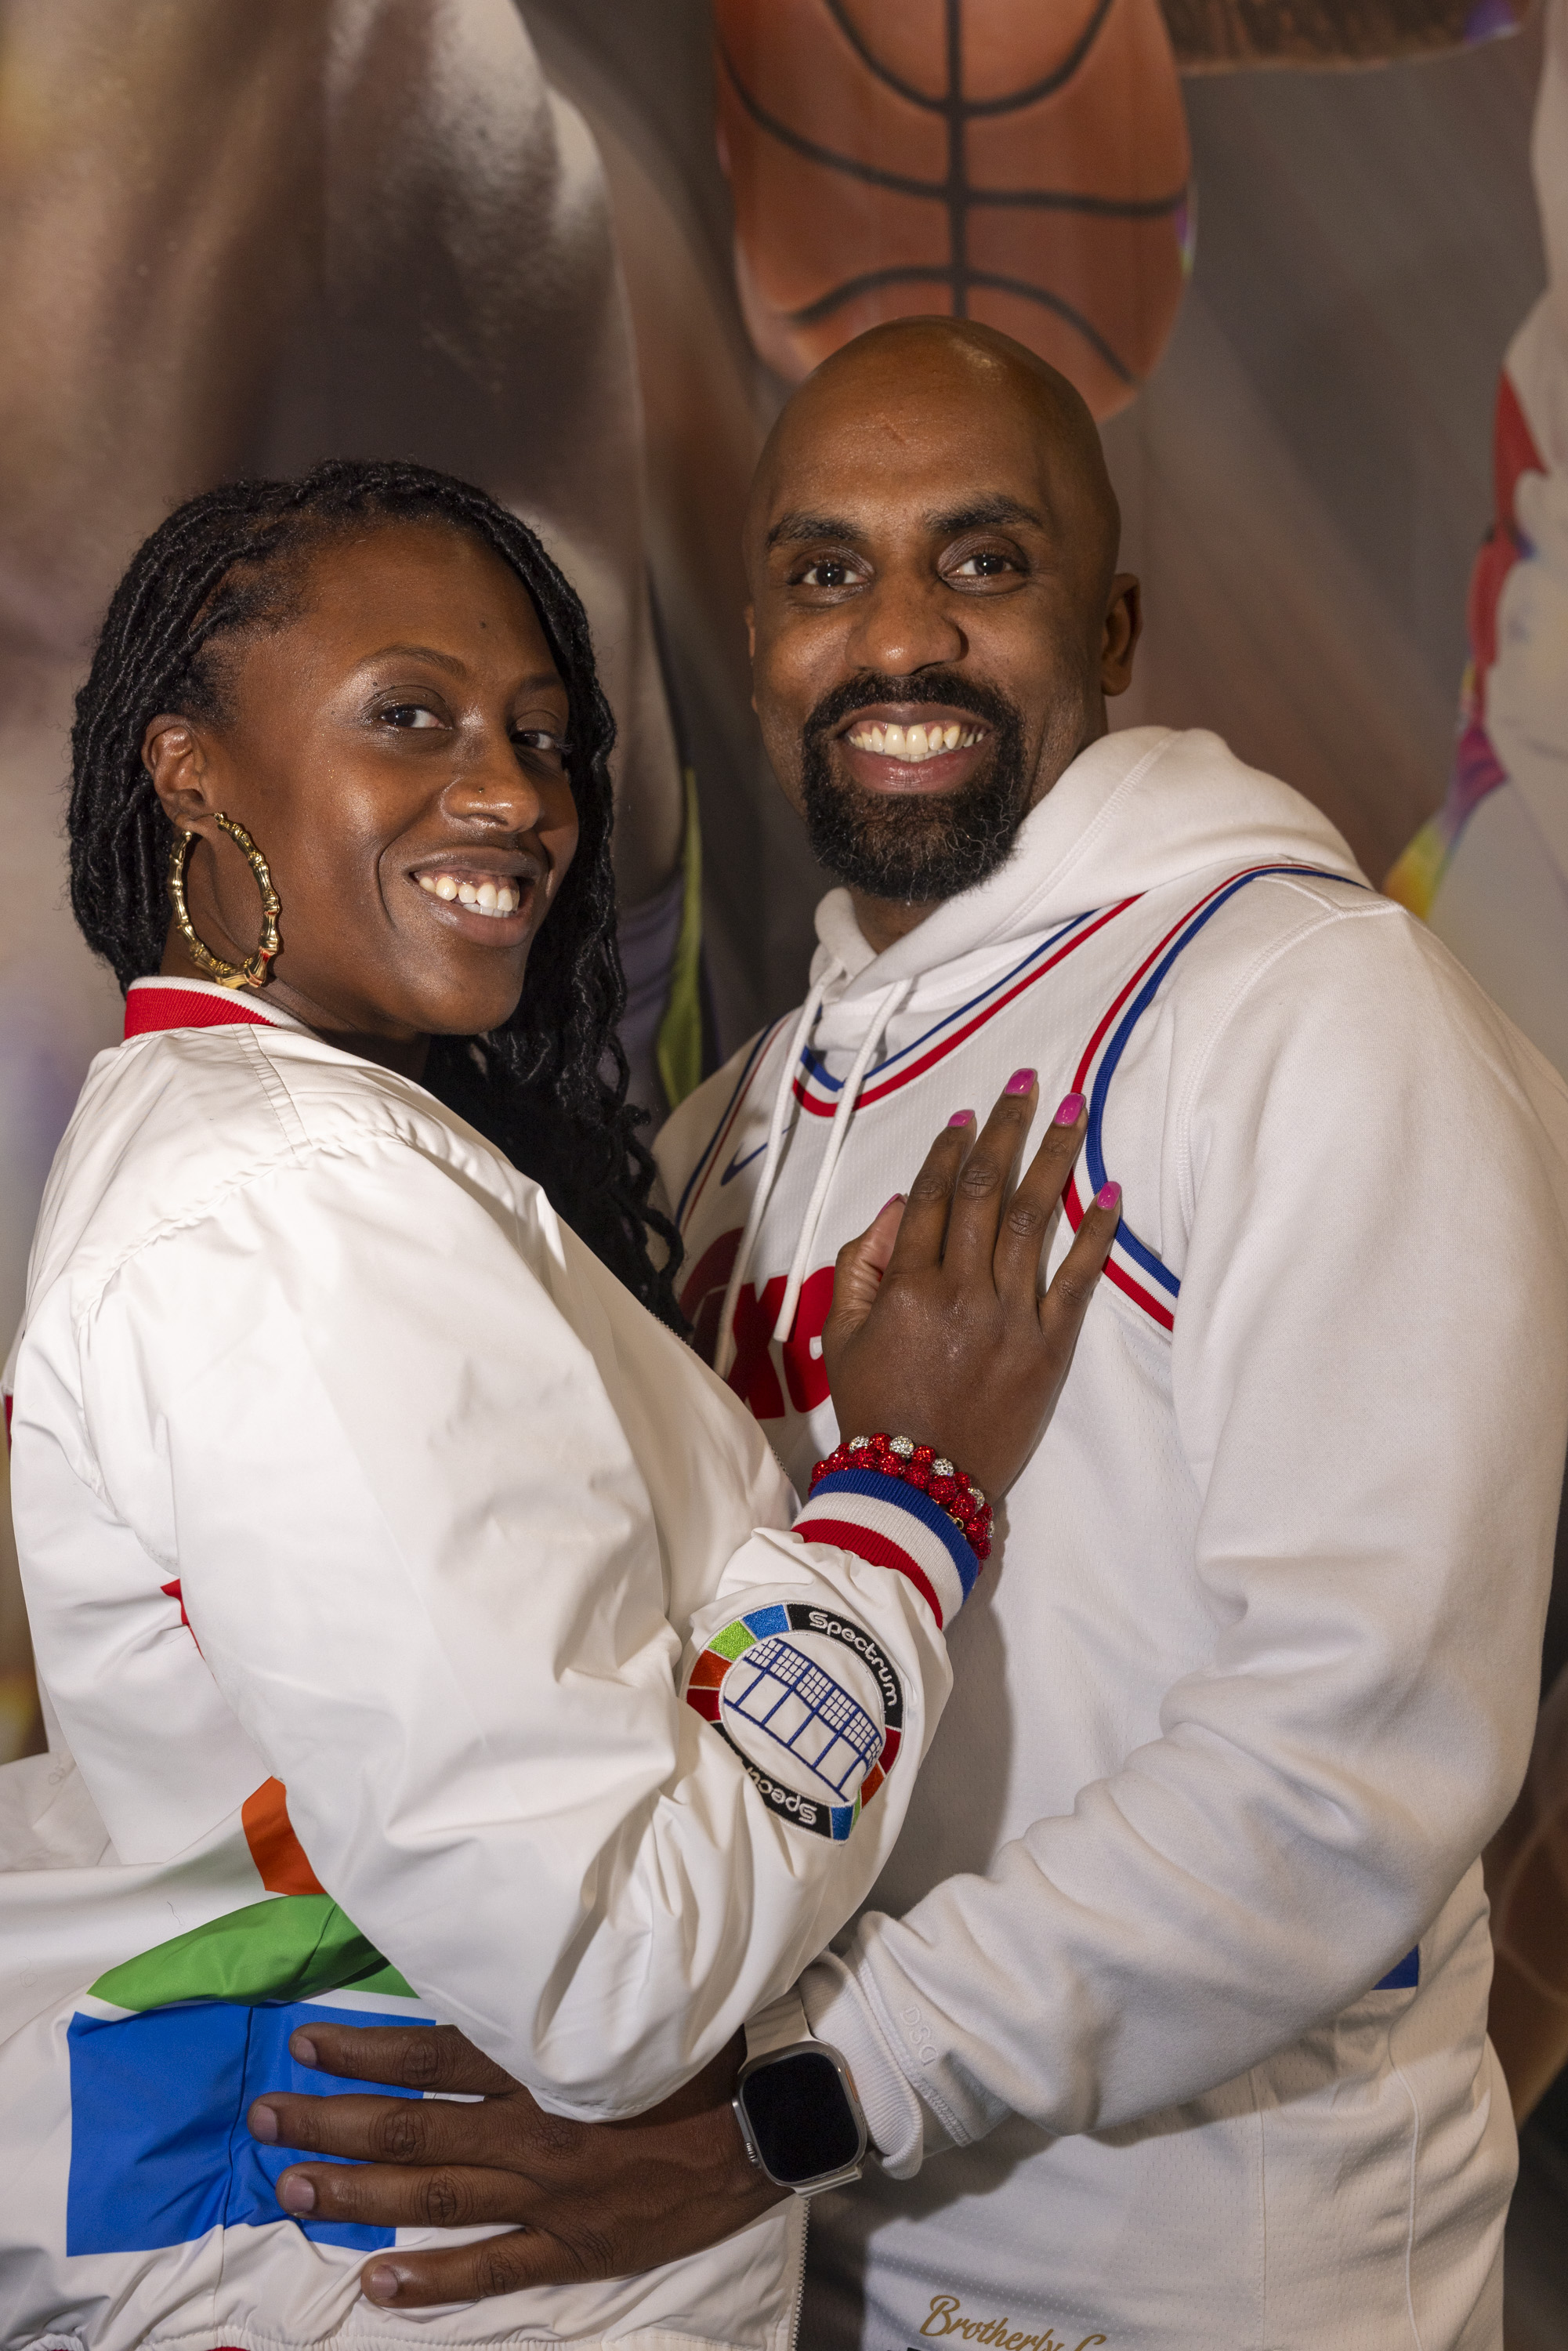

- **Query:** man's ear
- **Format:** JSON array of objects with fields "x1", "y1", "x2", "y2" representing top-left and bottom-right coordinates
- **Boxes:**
[
  {"x1": 744, "y1": 604, "x2": 756, "y2": 661},
  {"x1": 143, "y1": 715, "x2": 219, "y2": 836},
  {"x1": 1101, "y1": 574, "x2": 1142, "y2": 698}
]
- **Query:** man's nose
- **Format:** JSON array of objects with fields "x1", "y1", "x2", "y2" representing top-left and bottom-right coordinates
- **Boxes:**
[{"x1": 843, "y1": 567, "x2": 968, "y2": 679}]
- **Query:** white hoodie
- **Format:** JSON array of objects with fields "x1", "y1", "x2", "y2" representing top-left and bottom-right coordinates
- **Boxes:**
[{"x1": 654, "y1": 725, "x2": 1568, "y2": 2351}]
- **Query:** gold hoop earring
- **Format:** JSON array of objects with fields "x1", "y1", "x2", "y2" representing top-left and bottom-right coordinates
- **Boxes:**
[{"x1": 168, "y1": 813, "x2": 281, "y2": 990}]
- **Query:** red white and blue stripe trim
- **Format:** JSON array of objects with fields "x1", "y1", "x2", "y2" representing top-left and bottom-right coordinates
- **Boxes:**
[
  {"x1": 1061, "y1": 864, "x2": 1364, "y2": 1331},
  {"x1": 787, "y1": 901, "x2": 1138, "y2": 1122},
  {"x1": 794, "y1": 1468, "x2": 980, "y2": 1632},
  {"x1": 675, "y1": 902, "x2": 1143, "y2": 1232}
]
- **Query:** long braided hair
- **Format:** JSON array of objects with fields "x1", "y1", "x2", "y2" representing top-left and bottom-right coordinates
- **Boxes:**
[{"x1": 68, "y1": 458, "x2": 685, "y2": 1330}]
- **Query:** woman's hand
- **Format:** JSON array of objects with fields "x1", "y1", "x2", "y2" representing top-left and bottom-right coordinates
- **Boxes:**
[{"x1": 824, "y1": 1076, "x2": 1118, "y2": 1498}]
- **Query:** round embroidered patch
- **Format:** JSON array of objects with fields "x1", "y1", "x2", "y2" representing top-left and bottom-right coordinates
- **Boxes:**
[{"x1": 685, "y1": 1602, "x2": 904, "y2": 1841}]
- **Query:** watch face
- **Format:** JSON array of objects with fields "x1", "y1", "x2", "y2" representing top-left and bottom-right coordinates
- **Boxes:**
[{"x1": 742, "y1": 2049, "x2": 862, "y2": 2183}]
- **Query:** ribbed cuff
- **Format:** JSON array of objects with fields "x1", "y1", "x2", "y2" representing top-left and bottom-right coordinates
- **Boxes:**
[
  {"x1": 798, "y1": 1953, "x2": 929, "y2": 2178},
  {"x1": 794, "y1": 1468, "x2": 980, "y2": 1632}
]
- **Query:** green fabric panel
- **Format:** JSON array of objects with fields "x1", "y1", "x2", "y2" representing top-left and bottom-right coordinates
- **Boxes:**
[
  {"x1": 656, "y1": 768, "x2": 705, "y2": 1112},
  {"x1": 89, "y1": 1893, "x2": 417, "y2": 2012},
  {"x1": 711, "y1": 1620, "x2": 755, "y2": 1661}
]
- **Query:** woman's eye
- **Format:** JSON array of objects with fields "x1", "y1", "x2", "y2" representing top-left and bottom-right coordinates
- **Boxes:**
[
  {"x1": 951, "y1": 550, "x2": 1016, "y2": 579},
  {"x1": 513, "y1": 729, "x2": 568, "y2": 763},
  {"x1": 382, "y1": 703, "x2": 443, "y2": 729}
]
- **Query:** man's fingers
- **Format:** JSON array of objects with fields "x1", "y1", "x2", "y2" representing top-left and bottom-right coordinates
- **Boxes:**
[
  {"x1": 287, "y1": 2019, "x2": 518, "y2": 2096},
  {"x1": 1039, "y1": 1180, "x2": 1121, "y2": 1350},
  {"x1": 939, "y1": 1072, "x2": 1040, "y2": 1284},
  {"x1": 360, "y1": 2226, "x2": 595, "y2": 2310},
  {"x1": 991, "y1": 1092, "x2": 1088, "y2": 1306},
  {"x1": 825, "y1": 1194, "x2": 906, "y2": 1345},
  {"x1": 248, "y1": 2088, "x2": 523, "y2": 2168},
  {"x1": 273, "y1": 2157, "x2": 531, "y2": 2232}
]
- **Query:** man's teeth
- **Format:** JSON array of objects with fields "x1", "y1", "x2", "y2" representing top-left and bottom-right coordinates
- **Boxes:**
[
  {"x1": 846, "y1": 720, "x2": 982, "y2": 762},
  {"x1": 416, "y1": 872, "x2": 521, "y2": 917}
]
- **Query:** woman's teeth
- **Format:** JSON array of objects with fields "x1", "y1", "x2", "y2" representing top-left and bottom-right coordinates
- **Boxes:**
[
  {"x1": 846, "y1": 720, "x2": 982, "y2": 762},
  {"x1": 416, "y1": 872, "x2": 521, "y2": 917}
]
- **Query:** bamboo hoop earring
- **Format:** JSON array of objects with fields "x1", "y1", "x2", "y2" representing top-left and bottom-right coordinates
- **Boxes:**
[{"x1": 168, "y1": 813, "x2": 281, "y2": 990}]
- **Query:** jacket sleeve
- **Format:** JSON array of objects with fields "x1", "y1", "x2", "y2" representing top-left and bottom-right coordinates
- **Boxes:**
[
  {"x1": 795, "y1": 902, "x2": 1568, "y2": 2162},
  {"x1": 74, "y1": 1135, "x2": 961, "y2": 2119}
]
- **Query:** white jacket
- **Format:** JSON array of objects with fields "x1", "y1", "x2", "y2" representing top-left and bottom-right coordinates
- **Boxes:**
[
  {"x1": 0, "y1": 976, "x2": 976, "y2": 2351},
  {"x1": 654, "y1": 725, "x2": 1568, "y2": 2351}
]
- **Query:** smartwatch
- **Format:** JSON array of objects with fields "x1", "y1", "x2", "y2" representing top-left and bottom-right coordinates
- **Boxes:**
[{"x1": 733, "y1": 2039, "x2": 870, "y2": 2196}]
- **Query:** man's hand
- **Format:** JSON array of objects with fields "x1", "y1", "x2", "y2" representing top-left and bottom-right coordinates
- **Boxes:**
[{"x1": 248, "y1": 2022, "x2": 785, "y2": 2309}]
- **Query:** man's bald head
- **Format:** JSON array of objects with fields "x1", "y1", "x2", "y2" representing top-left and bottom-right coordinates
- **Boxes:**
[
  {"x1": 743, "y1": 315, "x2": 1141, "y2": 951},
  {"x1": 745, "y1": 317, "x2": 1121, "y2": 603}
]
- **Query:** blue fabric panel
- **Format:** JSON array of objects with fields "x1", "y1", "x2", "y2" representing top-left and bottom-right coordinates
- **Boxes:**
[
  {"x1": 1374, "y1": 1947, "x2": 1420, "y2": 1991},
  {"x1": 67, "y1": 1998, "x2": 431, "y2": 2255}
]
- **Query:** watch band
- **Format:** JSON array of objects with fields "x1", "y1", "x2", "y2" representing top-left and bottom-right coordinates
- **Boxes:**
[{"x1": 733, "y1": 2038, "x2": 869, "y2": 2197}]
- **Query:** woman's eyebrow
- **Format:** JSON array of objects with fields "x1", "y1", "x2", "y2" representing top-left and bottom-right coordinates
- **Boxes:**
[{"x1": 360, "y1": 641, "x2": 468, "y2": 672}]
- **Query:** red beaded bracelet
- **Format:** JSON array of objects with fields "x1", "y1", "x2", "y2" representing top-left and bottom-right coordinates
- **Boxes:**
[{"x1": 809, "y1": 1431, "x2": 994, "y2": 1563}]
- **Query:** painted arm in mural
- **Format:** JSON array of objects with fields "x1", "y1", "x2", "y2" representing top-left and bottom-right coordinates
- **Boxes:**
[
  {"x1": 0, "y1": 0, "x2": 682, "y2": 907},
  {"x1": 1162, "y1": 0, "x2": 1530, "y2": 68}
]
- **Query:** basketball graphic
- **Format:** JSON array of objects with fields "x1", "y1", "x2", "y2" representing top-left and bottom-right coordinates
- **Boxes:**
[{"x1": 715, "y1": 0, "x2": 1193, "y2": 417}]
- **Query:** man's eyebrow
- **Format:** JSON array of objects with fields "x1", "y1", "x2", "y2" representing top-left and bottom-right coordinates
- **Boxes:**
[
  {"x1": 765, "y1": 512, "x2": 865, "y2": 551},
  {"x1": 925, "y1": 496, "x2": 1045, "y2": 536}
]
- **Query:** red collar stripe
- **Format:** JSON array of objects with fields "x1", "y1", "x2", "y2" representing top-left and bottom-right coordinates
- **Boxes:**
[{"x1": 123, "y1": 986, "x2": 276, "y2": 1041}]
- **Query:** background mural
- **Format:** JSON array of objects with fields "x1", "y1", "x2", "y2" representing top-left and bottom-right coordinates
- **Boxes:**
[{"x1": 0, "y1": 2, "x2": 1563, "y2": 2326}]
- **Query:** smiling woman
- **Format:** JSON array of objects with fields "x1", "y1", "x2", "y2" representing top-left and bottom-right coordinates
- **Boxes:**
[
  {"x1": 0, "y1": 458, "x2": 1118, "y2": 2351},
  {"x1": 67, "y1": 460, "x2": 679, "y2": 1324}
]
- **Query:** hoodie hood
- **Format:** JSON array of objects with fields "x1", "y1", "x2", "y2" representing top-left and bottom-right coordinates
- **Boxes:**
[{"x1": 811, "y1": 726, "x2": 1366, "y2": 1004}]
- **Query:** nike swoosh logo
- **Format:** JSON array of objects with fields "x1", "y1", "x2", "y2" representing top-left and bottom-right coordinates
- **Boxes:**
[{"x1": 721, "y1": 1144, "x2": 767, "y2": 1186}]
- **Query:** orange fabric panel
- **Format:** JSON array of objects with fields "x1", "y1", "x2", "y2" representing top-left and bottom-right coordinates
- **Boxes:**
[
  {"x1": 241, "y1": 1777, "x2": 326, "y2": 1898},
  {"x1": 715, "y1": 0, "x2": 1191, "y2": 417}
]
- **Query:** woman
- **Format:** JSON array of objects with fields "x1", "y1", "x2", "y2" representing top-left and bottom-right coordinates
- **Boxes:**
[{"x1": 0, "y1": 460, "x2": 1115, "y2": 2351}]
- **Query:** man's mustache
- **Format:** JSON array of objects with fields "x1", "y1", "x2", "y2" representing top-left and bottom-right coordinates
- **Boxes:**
[{"x1": 803, "y1": 670, "x2": 1021, "y2": 744}]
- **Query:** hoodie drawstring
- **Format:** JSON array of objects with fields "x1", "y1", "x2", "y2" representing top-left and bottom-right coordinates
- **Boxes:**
[
  {"x1": 769, "y1": 977, "x2": 911, "y2": 1346},
  {"x1": 713, "y1": 971, "x2": 911, "y2": 1382},
  {"x1": 713, "y1": 973, "x2": 835, "y2": 1382}
]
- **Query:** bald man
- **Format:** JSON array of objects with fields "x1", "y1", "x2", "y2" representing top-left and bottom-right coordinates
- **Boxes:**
[{"x1": 246, "y1": 323, "x2": 1568, "y2": 2351}]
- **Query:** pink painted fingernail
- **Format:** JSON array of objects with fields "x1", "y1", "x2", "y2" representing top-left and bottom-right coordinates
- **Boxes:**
[
  {"x1": 278, "y1": 2172, "x2": 316, "y2": 2215},
  {"x1": 880, "y1": 1194, "x2": 905, "y2": 1212},
  {"x1": 365, "y1": 2267, "x2": 400, "y2": 2305},
  {"x1": 948, "y1": 1110, "x2": 975, "y2": 1128},
  {"x1": 1096, "y1": 1181, "x2": 1122, "y2": 1212},
  {"x1": 1056, "y1": 1092, "x2": 1085, "y2": 1125},
  {"x1": 1005, "y1": 1067, "x2": 1036, "y2": 1096}
]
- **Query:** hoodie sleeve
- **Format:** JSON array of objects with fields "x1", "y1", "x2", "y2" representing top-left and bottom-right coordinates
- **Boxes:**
[
  {"x1": 795, "y1": 896, "x2": 1568, "y2": 2159},
  {"x1": 38, "y1": 1131, "x2": 963, "y2": 2121}
]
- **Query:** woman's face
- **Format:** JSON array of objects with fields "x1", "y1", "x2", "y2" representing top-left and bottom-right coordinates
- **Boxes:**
[{"x1": 144, "y1": 520, "x2": 579, "y2": 1072}]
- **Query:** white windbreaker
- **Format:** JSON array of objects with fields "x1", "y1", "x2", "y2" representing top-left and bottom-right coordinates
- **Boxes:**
[
  {"x1": 0, "y1": 976, "x2": 980, "y2": 2351},
  {"x1": 655, "y1": 725, "x2": 1568, "y2": 2351}
]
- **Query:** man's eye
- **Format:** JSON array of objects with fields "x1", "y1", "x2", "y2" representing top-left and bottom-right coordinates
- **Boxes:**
[
  {"x1": 798, "y1": 559, "x2": 856, "y2": 589},
  {"x1": 951, "y1": 551, "x2": 1016, "y2": 578},
  {"x1": 383, "y1": 704, "x2": 443, "y2": 729}
]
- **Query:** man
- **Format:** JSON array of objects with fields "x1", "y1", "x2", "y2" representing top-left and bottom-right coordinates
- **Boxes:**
[{"x1": 252, "y1": 320, "x2": 1568, "y2": 2350}]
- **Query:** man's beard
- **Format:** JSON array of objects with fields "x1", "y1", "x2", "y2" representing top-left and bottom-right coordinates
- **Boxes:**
[{"x1": 799, "y1": 672, "x2": 1034, "y2": 904}]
